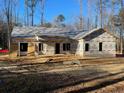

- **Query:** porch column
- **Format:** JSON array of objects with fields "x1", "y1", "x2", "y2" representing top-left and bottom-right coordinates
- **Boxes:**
[
  {"x1": 18, "y1": 42, "x2": 20, "y2": 57},
  {"x1": 35, "y1": 42, "x2": 39, "y2": 56}
]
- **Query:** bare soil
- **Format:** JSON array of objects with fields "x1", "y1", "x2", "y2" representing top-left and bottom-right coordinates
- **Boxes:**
[{"x1": 0, "y1": 56, "x2": 124, "y2": 93}]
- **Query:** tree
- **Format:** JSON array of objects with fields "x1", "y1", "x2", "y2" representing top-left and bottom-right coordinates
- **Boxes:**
[
  {"x1": 0, "y1": 12, "x2": 8, "y2": 49},
  {"x1": 100, "y1": 0, "x2": 103, "y2": 28},
  {"x1": 109, "y1": 0, "x2": 117, "y2": 32},
  {"x1": 25, "y1": 0, "x2": 38, "y2": 26},
  {"x1": 119, "y1": 0, "x2": 124, "y2": 27},
  {"x1": 120, "y1": 0, "x2": 124, "y2": 8},
  {"x1": 2, "y1": 0, "x2": 17, "y2": 52},
  {"x1": 42, "y1": 22, "x2": 52, "y2": 28},
  {"x1": 40, "y1": 0, "x2": 45, "y2": 26},
  {"x1": 87, "y1": 0, "x2": 91, "y2": 30},
  {"x1": 79, "y1": 0, "x2": 83, "y2": 30},
  {"x1": 120, "y1": 9, "x2": 124, "y2": 28},
  {"x1": 25, "y1": 0, "x2": 29, "y2": 26},
  {"x1": 94, "y1": 0, "x2": 111, "y2": 28},
  {"x1": 54, "y1": 14, "x2": 66, "y2": 27},
  {"x1": 56, "y1": 14, "x2": 65, "y2": 23}
]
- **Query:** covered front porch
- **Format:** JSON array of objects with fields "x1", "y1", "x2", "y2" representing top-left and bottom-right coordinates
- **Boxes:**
[{"x1": 16, "y1": 35, "x2": 76, "y2": 57}]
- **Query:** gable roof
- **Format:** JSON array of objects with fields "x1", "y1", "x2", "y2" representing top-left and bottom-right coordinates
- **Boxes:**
[
  {"x1": 73, "y1": 28, "x2": 101, "y2": 39},
  {"x1": 12, "y1": 27, "x2": 117, "y2": 40},
  {"x1": 11, "y1": 26, "x2": 85, "y2": 39},
  {"x1": 74, "y1": 28, "x2": 118, "y2": 40}
]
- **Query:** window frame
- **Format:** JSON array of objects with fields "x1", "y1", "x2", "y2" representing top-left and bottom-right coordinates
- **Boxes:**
[
  {"x1": 63, "y1": 43, "x2": 71, "y2": 51},
  {"x1": 99, "y1": 42, "x2": 102, "y2": 51},
  {"x1": 19, "y1": 42, "x2": 28, "y2": 52}
]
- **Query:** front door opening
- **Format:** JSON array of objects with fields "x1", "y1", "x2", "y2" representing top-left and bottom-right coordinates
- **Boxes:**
[
  {"x1": 20, "y1": 43, "x2": 28, "y2": 56},
  {"x1": 55, "y1": 43, "x2": 60, "y2": 54},
  {"x1": 39, "y1": 43, "x2": 43, "y2": 52}
]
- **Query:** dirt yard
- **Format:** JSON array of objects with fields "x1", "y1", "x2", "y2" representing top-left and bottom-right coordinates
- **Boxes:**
[{"x1": 0, "y1": 56, "x2": 124, "y2": 93}]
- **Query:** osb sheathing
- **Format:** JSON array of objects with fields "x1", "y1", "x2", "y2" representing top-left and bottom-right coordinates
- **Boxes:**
[
  {"x1": 27, "y1": 42, "x2": 35, "y2": 56},
  {"x1": 12, "y1": 38, "x2": 35, "y2": 42},
  {"x1": 10, "y1": 43, "x2": 18, "y2": 57},
  {"x1": 10, "y1": 42, "x2": 36, "y2": 57},
  {"x1": 11, "y1": 37, "x2": 36, "y2": 57}
]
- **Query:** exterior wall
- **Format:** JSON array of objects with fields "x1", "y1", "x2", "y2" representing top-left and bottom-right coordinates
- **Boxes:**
[
  {"x1": 38, "y1": 43, "x2": 47, "y2": 55},
  {"x1": 11, "y1": 37, "x2": 36, "y2": 57},
  {"x1": 45, "y1": 42, "x2": 55, "y2": 55},
  {"x1": 10, "y1": 42, "x2": 18, "y2": 57},
  {"x1": 27, "y1": 42, "x2": 35, "y2": 56},
  {"x1": 11, "y1": 42, "x2": 35, "y2": 57},
  {"x1": 75, "y1": 39, "x2": 84, "y2": 56},
  {"x1": 42, "y1": 39, "x2": 77, "y2": 55},
  {"x1": 83, "y1": 32, "x2": 116, "y2": 57},
  {"x1": 11, "y1": 37, "x2": 77, "y2": 57},
  {"x1": 60, "y1": 40, "x2": 77, "y2": 54},
  {"x1": 116, "y1": 38, "x2": 123, "y2": 54},
  {"x1": 11, "y1": 31, "x2": 116, "y2": 57}
]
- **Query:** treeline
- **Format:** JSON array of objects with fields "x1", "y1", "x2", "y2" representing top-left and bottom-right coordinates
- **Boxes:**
[
  {"x1": 0, "y1": 0, "x2": 124, "y2": 50},
  {"x1": 0, "y1": 0, "x2": 124, "y2": 30}
]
